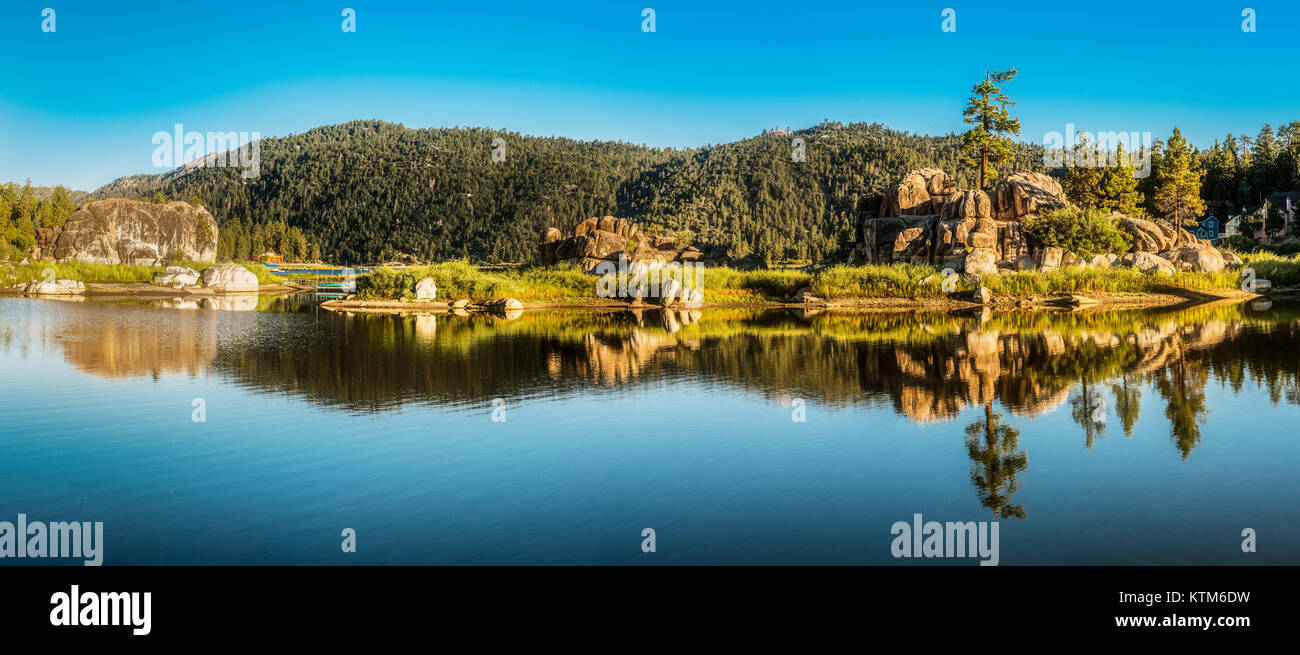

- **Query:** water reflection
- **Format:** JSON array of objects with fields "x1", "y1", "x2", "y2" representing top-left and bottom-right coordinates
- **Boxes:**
[{"x1": 12, "y1": 297, "x2": 1300, "y2": 523}]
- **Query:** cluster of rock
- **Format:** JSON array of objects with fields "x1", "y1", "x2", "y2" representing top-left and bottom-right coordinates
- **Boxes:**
[
  {"x1": 538, "y1": 216, "x2": 704, "y2": 272},
  {"x1": 47, "y1": 199, "x2": 218, "y2": 266},
  {"x1": 850, "y1": 168, "x2": 1235, "y2": 276}
]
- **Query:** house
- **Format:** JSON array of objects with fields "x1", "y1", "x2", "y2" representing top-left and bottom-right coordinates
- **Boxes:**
[
  {"x1": 1195, "y1": 216, "x2": 1221, "y2": 240},
  {"x1": 1223, "y1": 215, "x2": 1245, "y2": 237},
  {"x1": 261, "y1": 250, "x2": 283, "y2": 265}
]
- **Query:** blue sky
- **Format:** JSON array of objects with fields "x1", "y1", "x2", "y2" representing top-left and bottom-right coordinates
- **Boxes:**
[{"x1": 1, "y1": 0, "x2": 1297, "y2": 190}]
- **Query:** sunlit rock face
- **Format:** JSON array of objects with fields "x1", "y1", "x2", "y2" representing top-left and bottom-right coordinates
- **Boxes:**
[{"x1": 52, "y1": 199, "x2": 218, "y2": 266}]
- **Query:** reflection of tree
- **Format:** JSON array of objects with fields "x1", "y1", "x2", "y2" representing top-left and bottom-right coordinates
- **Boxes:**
[
  {"x1": 1152, "y1": 348, "x2": 1209, "y2": 459},
  {"x1": 1110, "y1": 374, "x2": 1142, "y2": 438},
  {"x1": 1069, "y1": 378, "x2": 1107, "y2": 448},
  {"x1": 965, "y1": 402, "x2": 1029, "y2": 520}
]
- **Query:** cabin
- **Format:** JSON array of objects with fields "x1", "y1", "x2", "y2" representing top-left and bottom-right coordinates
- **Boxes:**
[
  {"x1": 1195, "y1": 216, "x2": 1221, "y2": 240},
  {"x1": 261, "y1": 250, "x2": 283, "y2": 265}
]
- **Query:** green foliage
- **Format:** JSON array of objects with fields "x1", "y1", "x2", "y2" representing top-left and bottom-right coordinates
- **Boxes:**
[
  {"x1": 356, "y1": 261, "x2": 593, "y2": 301},
  {"x1": 960, "y1": 69, "x2": 1021, "y2": 188},
  {"x1": 1153, "y1": 127, "x2": 1205, "y2": 245},
  {"x1": 1241, "y1": 251, "x2": 1300, "y2": 286},
  {"x1": 0, "y1": 259, "x2": 158, "y2": 285},
  {"x1": 91, "y1": 120, "x2": 1046, "y2": 266},
  {"x1": 0, "y1": 181, "x2": 79, "y2": 259},
  {"x1": 979, "y1": 266, "x2": 1239, "y2": 297},
  {"x1": 1020, "y1": 208, "x2": 1134, "y2": 259},
  {"x1": 1220, "y1": 234, "x2": 1257, "y2": 252},
  {"x1": 701, "y1": 267, "x2": 811, "y2": 301}
]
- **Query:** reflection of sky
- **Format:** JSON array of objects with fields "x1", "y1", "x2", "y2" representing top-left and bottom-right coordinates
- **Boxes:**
[{"x1": 1, "y1": 297, "x2": 1298, "y2": 565}]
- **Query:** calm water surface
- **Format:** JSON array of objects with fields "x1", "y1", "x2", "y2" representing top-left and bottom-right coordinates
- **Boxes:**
[{"x1": 1, "y1": 295, "x2": 1297, "y2": 564}]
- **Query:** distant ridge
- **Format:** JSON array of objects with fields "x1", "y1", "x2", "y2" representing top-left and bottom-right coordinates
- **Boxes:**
[{"x1": 91, "y1": 120, "x2": 1047, "y2": 264}]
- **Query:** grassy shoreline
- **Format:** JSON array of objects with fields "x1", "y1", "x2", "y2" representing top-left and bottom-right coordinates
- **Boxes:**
[
  {"x1": 4, "y1": 254, "x2": 1296, "y2": 309},
  {"x1": 346, "y1": 257, "x2": 1295, "y2": 305}
]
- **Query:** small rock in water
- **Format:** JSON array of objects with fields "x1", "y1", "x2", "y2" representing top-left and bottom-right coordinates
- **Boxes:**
[{"x1": 972, "y1": 286, "x2": 991, "y2": 305}]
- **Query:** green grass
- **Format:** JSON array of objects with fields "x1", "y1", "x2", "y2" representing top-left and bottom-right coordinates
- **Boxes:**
[
  {"x1": 979, "y1": 266, "x2": 1240, "y2": 297},
  {"x1": 810, "y1": 264, "x2": 956, "y2": 299},
  {"x1": 1240, "y1": 252, "x2": 1300, "y2": 287},
  {"x1": 0, "y1": 260, "x2": 159, "y2": 286},
  {"x1": 356, "y1": 261, "x2": 594, "y2": 301}
]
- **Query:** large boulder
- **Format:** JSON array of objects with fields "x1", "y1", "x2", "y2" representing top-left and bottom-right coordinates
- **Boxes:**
[
  {"x1": 201, "y1": 263, "x2": 260, "y2": 292},
  {"x1": 1116, "y1": 252, "x2": 1176, "y2": 275},
  {"x1": 1166, "y1": 244, "x2": 1226, "y2": 273},
  {"x1": 415, "y1": 277, "x2": 437, "y2": 300},
  {"x1": 992, "y1": 172, "x2": 1067, "y2": 221},
  {"x1": 1087, "y1": 253, "x2": 1118, "y2": 269},
  {"x1": 52, "y1": 199, "x2": 217, "y2": 266},
  {"x1": 1118, "y1": 217, "x2": 1176, "y2": 253}
]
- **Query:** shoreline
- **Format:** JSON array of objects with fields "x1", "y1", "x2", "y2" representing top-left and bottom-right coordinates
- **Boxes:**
[
  {"x1": 0, "y1": 281, "x2": 1272, "y2": 314},
  {"x1": 318, "y1": 286, "x2": 1265, "y2": 314}
]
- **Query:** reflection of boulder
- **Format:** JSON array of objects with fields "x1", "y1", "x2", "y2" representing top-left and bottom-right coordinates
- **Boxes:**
[
  {"x1": 202, "y1": 294, "x2": 259, "y2": 311},
  {"x1": 57, "y1": 303, "x2": 218, "y2": 379},
  {"x1": 414, "y1": 315, "x2": 437, "y2": 340}
]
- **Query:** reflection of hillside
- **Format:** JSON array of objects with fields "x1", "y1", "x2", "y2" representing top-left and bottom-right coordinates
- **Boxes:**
[{"x1": 57, "y1": 303, "x2": 219, "y2": 379}]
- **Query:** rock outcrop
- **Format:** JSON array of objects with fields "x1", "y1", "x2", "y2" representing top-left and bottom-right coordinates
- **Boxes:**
[
  {"x1": 51, "y1": 199, "x2": 218, "y2": 266},
  {"x1": 539, "y1": 216, "x2": 705, "y2": 271},
  {"x1": 852, "y1": 169, "x2": 1059, "y2": 271},
  {"x1": 851, "y1": 168, "x2": 1235, "y2": 277},
  {"x1": 201, "y1": 263, "x2": 260, "y2": 292}
]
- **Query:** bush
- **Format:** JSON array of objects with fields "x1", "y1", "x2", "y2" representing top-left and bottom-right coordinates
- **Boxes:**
[
  {"x1": 1220, "y1": 234, "x2": 1257, "y2": 253},
  {"x1": 1021, "y1": 208, "x2": 1134, "y2": 259}
]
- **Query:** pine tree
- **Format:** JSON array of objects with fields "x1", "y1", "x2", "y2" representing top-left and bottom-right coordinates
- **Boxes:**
[
  {"x1": 1063, "y1": 134, "x2": 1104, "y2": 209},
  {"x1": 960, "y1": 69, "x2": 1021, "y2": 189},
  {"x1": 1153, "y1": 128, "x2": 1206, "y2": 248},
  {"x1": 1098, "y1": 141, "x2": 1143, "y2": 216}
]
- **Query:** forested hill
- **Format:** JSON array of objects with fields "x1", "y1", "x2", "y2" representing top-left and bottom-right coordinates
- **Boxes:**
[{"x1": 91, "y1": 120, "x2": 1046, "y2": 264}]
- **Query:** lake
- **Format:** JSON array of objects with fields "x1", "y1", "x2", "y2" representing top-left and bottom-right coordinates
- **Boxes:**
[{"x1": 1, "y1": 295, "x2": 1297, "y2": 564}]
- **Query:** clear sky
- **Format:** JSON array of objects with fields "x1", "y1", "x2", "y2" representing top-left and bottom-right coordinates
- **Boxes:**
[{"x1": 2, "y1": 0, "x2": 1297, "y2": 190}]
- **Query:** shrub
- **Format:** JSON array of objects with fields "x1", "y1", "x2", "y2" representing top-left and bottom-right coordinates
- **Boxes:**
[
  {"x1": 1220, "y1": 234, "x2": 1257, "y2": 253},
  {"x1": 1021, "y1": 208, "x2": 1134, "y2": 259}
]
